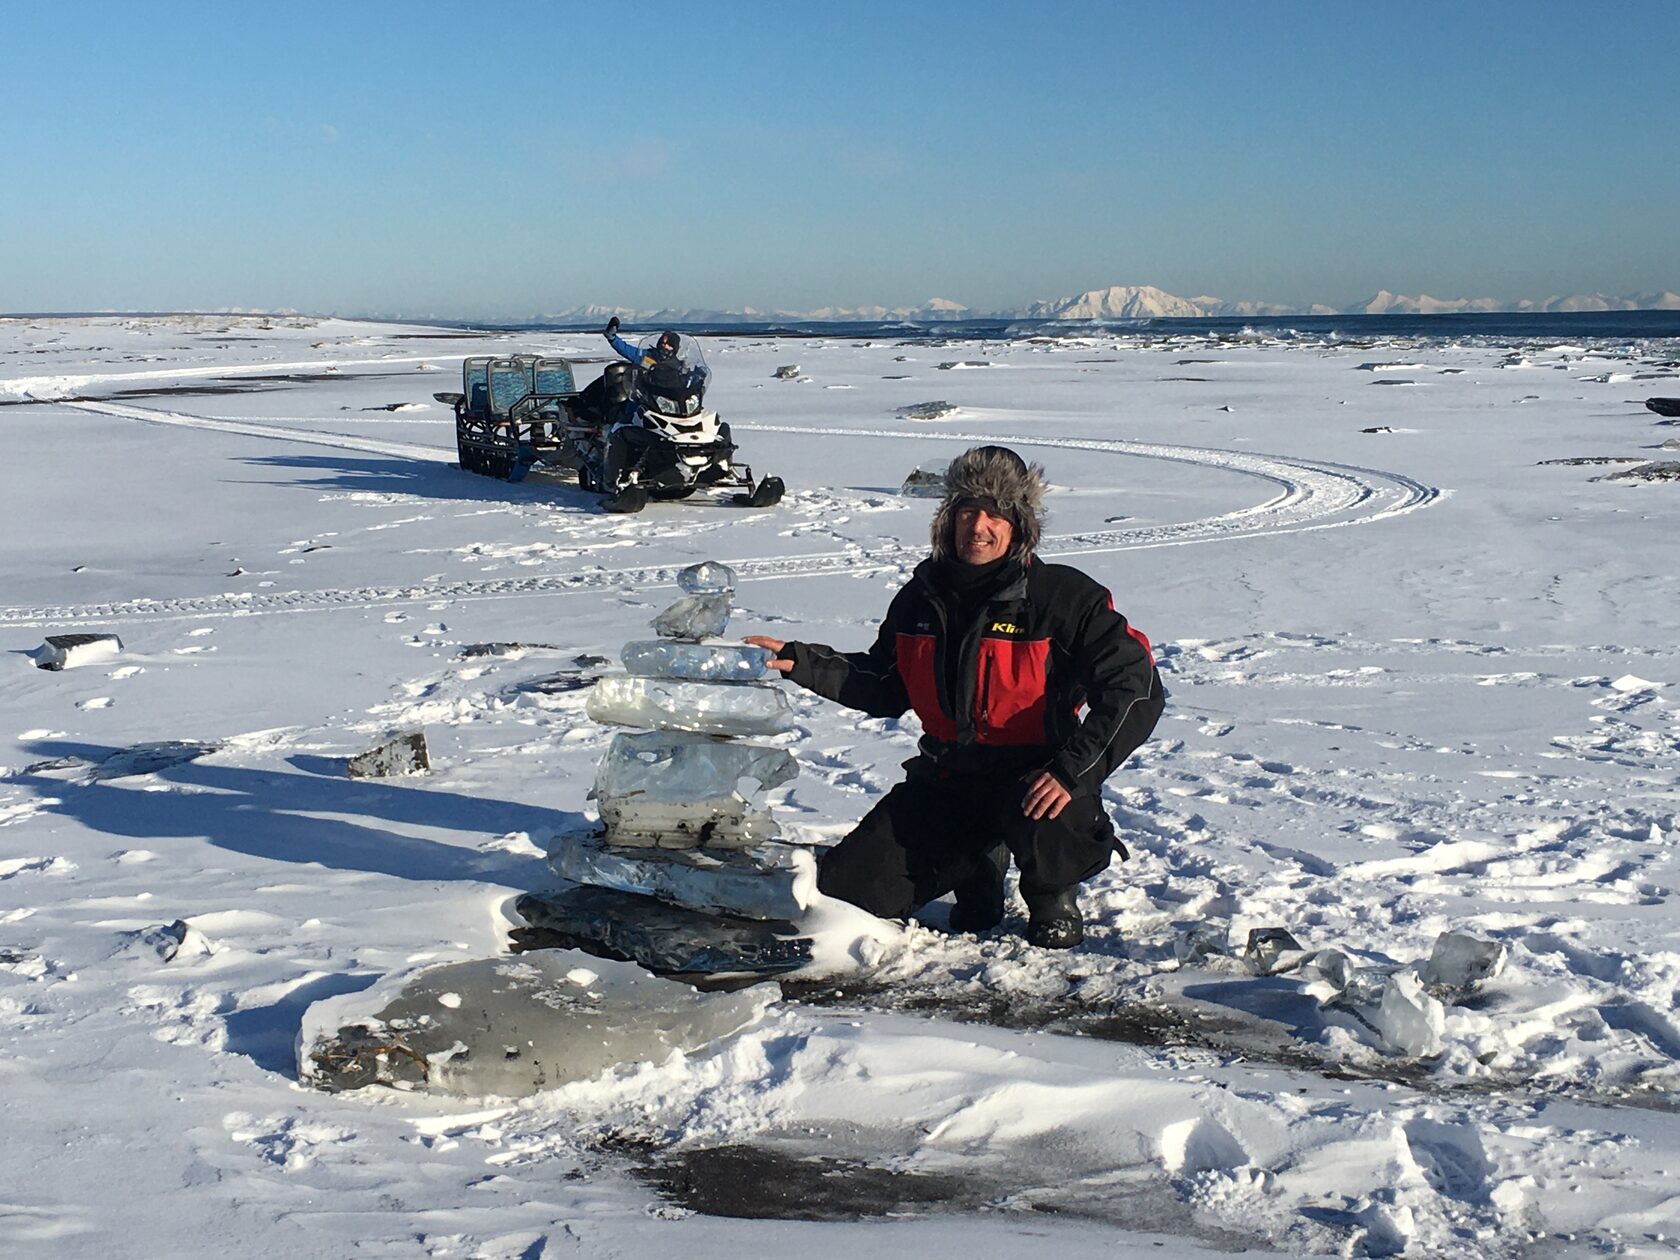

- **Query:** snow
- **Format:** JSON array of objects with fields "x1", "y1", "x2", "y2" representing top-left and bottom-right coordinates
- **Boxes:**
[{"x1": 3, "y1": 313, "x2": 1680, "y2": 1256}]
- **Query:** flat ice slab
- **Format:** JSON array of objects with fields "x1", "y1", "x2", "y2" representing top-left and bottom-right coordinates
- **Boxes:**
[
  {"x1": 620, "y1": 640, "x2": 772, "y2": 682},
  {"x1": 515, "y1": 886, "x2": 812, "y2": 978},
  {"x1": 547, "y1": 827, "x2": 816, "y2": 922},
  {"x1": 90, "y1": 739, "x2": 220, "y2": 782},
  {"x1": 298, "y1": 949, "x2": 775, "y2": 1097},
  {"x1": 586, "y1": 676, "x2": 793, "y2": 737}
]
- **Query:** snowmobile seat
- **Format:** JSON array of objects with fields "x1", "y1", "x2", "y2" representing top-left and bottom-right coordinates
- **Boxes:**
[
  {"x1": 533, "y1": 359, "x2": 575, "y2": 399},
  {"x1": 461, "y1": 358, "x2": 493, "y2": 417},
  {"x1": 488, "y1": 358, "x2": 534, "y2": 418}
]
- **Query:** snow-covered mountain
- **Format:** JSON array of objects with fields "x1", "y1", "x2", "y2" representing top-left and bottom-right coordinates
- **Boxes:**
[
  {"x1": 1024, "y1": 284, "x2": 1204, "y2": 320},
  {"x1": 534, "y1": 298, "x2": 976, "y2": 326},
  {"x1": 1040, "y1": 286, "x2": 1680, "y2": 320},
  {"x1": 1520, "y1": 290, "x2": 1680, "y2": 313},
  {"x1": 529, "y1": 287, "x2": 1678, "y2": 326},
  {"x1": 1346, "y1": 289, "x2": 1680, "y2": 315}
]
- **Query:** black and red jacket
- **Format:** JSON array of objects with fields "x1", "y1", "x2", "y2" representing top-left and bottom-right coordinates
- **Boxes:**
[{"x1": 785, "y1": 557, "x2": 1164, "y2": 794}]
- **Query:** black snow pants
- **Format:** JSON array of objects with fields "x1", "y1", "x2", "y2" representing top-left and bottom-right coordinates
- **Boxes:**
[{"x1": 815, "y1": 767, "x2": 1120, "y2": 920}]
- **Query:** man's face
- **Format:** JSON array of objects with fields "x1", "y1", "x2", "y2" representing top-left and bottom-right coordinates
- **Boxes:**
[{"x1": 952, "y1": 505, "x2": 1013, "y2": 566}]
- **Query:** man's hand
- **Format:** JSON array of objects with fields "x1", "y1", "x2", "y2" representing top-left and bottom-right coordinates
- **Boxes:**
[
  {"x1": 1021, "y1": 770, "x2": 1072, "y2": 820},
  {"x1": 605, "y1": 316, "x2": 620, "y2": 338},
  {"x1": 743, "y1": 634, "x2": 793, "y2": 674}
]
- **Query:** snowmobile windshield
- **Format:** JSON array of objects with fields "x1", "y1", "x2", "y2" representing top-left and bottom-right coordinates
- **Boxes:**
[{"x1": 635, "y1": 333, "x2": 711, "y2": 417}]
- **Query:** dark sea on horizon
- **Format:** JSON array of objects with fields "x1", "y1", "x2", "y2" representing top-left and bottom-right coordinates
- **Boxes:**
[{"x1": 500, "y1": 309, "x2": 1680, "y2": 345}]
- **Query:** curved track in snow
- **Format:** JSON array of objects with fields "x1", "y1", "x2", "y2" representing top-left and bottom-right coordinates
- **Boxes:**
[{"x1": 0, "y1": 404, "x2": 1438, "y2": 628}]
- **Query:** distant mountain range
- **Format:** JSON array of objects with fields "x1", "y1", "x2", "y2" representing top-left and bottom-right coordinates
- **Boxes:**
[{"x1": 536, "y1": 284, "x2": 1680, "y2": 325}]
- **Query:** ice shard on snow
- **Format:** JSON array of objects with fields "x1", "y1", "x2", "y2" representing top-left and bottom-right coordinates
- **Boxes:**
[
  {"x1": 586, "y1": 676, "x2": 794, "y2": 737},
  {"x1": 1243, "y1": 927, "x2": 1305, "y2": 976},
  {"x1": 1420, "y1": 930, "x2": 1507, "y2": 997},
  {"x1": 621, "y1": 640, "x2": 772, "y2": 682},
  {"x1": 1298, "y1": 947, "x2": 1353, "y2": 991},
  {"x1": 899, "y1": 458, "x2": 950, "y2": 498},
  {"x1": 346, "y1": 730, "x2": 430, "y2": 778},
  {"x1": 547, "y1": 827, "x2": 816, "y2": 921},
  {"x1": 1327, "y1": 967, "x2": 1445, "y2": 1058},
  {"x1": 1173, "y1": 921, "x2": 1231, "y2": 966},
  {"x1": 677, "y1": 561, "x2": 736, "y2": 594},
  {"x1": 298, "y1": 949, "x2": 776, "y2": 1097},
  {"x1": 590, "y1": 731, "x2": 797, "y2": 849},
  {"x1": 652, "y1": 593, "x2": 732, "y2": 641}
]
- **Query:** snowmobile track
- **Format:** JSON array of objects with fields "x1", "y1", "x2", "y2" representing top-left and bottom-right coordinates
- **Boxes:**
[{"x1": 0, "y1": 412, "x2": 1438, "y2": 628}]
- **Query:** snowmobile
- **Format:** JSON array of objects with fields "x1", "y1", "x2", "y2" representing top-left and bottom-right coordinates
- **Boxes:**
[
  {"x1": 560, "y1": 332, "x2": 784, "y2": 514},
  {"x1": 436, "y1": 343, "x2": 783, "y2": 514}
]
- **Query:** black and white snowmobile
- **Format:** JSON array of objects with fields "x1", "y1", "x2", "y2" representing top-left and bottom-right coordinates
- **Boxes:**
[{"x1": 561, "y1": 332, "x2": 784, "y2": 514}]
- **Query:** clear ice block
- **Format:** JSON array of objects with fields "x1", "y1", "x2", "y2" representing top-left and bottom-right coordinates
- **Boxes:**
[
  {"x1": 621, "y1": 639, "x2": 772, "y2": 682},
  {"x1": 653, "y1": 593, "x2": 732, "y2": 641},
  {"x1": 677, "y1": 561, "x2": 736, "y2": 594},
  {"x1": 1420, "y1": 931, "x2": 1507, "y2": 996},
  {"x1": 590, "y1": 731, "x2": 797, "y2": 848},
  {"x1": 298, "y1": 949, "x2": 775, "y2": 1097},
  {"x1": 586, "y1": 676, "x2": 794, "y2": 737},
  {"x1": 548, "y1": 827, "x2": 816, "y2": 921},
  {"x1": 1329, "y1": 967, "x2": 1445, "y2": 1058}
]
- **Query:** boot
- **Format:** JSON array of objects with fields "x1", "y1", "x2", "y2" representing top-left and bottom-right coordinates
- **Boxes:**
[
  {"x1": 947, "y1": 844, "x2": 1009, "y2": 935},
  {"x1": 1024, "y1": 887, "x2": 1083, "y2": 950}
]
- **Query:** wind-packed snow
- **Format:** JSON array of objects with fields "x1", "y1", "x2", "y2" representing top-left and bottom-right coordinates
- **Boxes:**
[{"x1": 3, "y1": 314, "x2": 1679, "y2": 1257}]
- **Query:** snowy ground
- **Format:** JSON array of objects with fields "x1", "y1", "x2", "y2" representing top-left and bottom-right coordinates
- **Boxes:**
[{"x1": 2, "y1": 314, "x2": 1679, "y2": 1258}]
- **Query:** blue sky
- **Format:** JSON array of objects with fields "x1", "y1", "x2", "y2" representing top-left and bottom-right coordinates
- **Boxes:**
[{"x1": 4, "y1": 1, "x2": 1676, "y2": 317}]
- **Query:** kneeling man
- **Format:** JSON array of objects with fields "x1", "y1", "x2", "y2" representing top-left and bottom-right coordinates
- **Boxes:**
[{"x1": 747, "y1": 445, "x2": 1164, "y2": 948}]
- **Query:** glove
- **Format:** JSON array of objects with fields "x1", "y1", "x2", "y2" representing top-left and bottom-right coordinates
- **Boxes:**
[{"x1": 605, "y1": 316, "x2": 620, "y2": 338}]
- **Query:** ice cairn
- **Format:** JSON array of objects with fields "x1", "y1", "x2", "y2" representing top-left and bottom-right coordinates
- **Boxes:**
[
  {"x1": 296, "y1": 560, "x2": 801, "y2": 1098},
  {"x1": 514, "y1": 560, "x2": 820, "y2": 979}
]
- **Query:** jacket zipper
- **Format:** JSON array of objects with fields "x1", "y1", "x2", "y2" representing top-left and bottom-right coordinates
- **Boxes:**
[{"x1": 978, "y1": 655, "x2": 995, "y2": 732}]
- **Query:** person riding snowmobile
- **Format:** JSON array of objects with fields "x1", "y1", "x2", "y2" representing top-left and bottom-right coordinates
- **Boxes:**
[
  {"x1": 604, "y1": 318, "x2": 707, "y2": 404},
  {"x1": 596, "y1": 317, "x2": 722, "y2": 494}
]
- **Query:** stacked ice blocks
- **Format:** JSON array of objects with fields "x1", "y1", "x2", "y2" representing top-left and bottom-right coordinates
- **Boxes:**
[{"x1": 521, "y1": 561, "x2": 816, "y2": 977}]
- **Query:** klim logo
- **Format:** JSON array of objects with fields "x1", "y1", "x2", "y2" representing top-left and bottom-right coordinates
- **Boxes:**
[{"x1": 989, "y1": 621, "x2": 1023, "y2": 634}]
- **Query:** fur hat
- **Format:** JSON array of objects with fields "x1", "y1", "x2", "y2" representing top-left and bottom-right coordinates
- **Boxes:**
[{"x1": 930, "y1": 445, "x2": 1047, "y2": 564}]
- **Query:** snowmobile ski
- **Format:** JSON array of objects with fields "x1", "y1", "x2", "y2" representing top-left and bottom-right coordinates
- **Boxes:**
[{"x1": 735, "y1": 476, "x2": 785, "y2": 509}]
